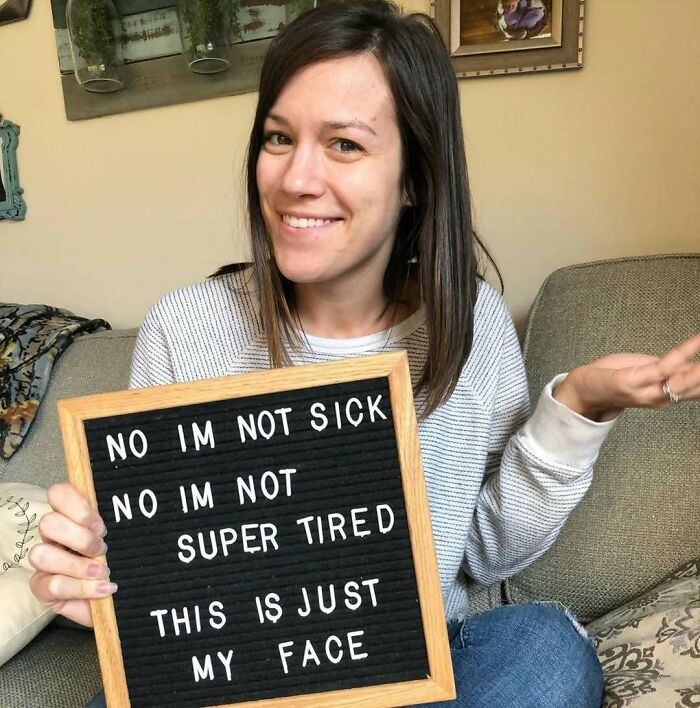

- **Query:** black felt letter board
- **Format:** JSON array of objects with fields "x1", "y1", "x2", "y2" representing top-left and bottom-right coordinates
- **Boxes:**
[{"x1": 85, "y1": 377, "x2": 429, "y2": 707}]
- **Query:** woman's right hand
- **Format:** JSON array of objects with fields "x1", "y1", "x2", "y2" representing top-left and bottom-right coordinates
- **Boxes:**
[{"x1": 29, "y1": 483, "x2": 116, "y2": 628}]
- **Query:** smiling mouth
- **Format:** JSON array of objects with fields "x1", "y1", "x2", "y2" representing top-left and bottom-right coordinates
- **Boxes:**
[{"x1": 281, "y1": 214, "x2": 340, "y2": 229}]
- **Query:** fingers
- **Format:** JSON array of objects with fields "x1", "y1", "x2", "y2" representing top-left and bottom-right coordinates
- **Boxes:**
[
  {"x1": 29, "y1": 542, "x2": 110, "y2": 580},
  {"x1": 29, "y1": 569, "x2": 116, "y2": 604},
  {"x1": 54, "y1": 600, "x2": 95, "y2": 628},
  {"x1": 40, "y1": 483, "x2": 106, "y2": 558},
  {"x1": 29, "y1": 483, "x2": 114, "y2": 628},
  {"x1": 47, "y1": 483, "x2": 105, "y2": 535},
  {"x1": 25, "y1": 591, "x2": 94, "y2": 628},
  {"x1": 579, "y1": 335, "x2": 700, "y2": 414},
  {"x1": 632, "y1": 334, "x2": 700, "y2": 387},
  {"x1": 29, "y1": 539, "x2": 115, "y2": 626},
  {"x1": 39, "y1": 511, "x2": 107, "y2": 558},
  {"x1": 657, "y1": 333, "x2": 700, "y2": 376},
  {"x1": 666, "y1": 361, "x2": 700, "y2": 402}
]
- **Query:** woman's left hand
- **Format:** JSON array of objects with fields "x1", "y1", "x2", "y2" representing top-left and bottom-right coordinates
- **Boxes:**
[{"x1": 553, "y1": 333, "x2": 700, "y2": 422}]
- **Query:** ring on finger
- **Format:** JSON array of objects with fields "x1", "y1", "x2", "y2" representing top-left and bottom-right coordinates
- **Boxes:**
[{"x1": 662, "y1": 380, "x2": 681, "y2": 404}]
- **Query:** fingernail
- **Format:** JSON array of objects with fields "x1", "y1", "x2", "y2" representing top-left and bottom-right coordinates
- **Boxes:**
[
  {"x1": 90, "y1": 520, "x2": 107, "y2": 537},
  {"x1": 97, "y1": 582, "x2": 118, "y2": 595},
  {"x1": 88, "y1": 563, "x2": 110, "y2": 579},
  {"x1": 97, "y1": 541, "x2": 108, "y2": 556}
]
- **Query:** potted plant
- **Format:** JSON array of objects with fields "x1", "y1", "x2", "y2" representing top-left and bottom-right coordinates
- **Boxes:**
[
  {"x1": 66, "y1": 0, "x2": 124, "y2": 92},
  {"x1": 176, "y1": 0, "x2": 241, "y2": 74}
]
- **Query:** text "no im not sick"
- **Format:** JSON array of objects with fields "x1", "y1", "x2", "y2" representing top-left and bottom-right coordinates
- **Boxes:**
[{"x1": 103, "y1": 392, "x2": 390, "y2": 465}]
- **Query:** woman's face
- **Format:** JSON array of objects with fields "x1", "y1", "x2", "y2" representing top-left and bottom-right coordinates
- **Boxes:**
[{"x1": 256, "y1": 53, "x2": 406, "y2": 292}]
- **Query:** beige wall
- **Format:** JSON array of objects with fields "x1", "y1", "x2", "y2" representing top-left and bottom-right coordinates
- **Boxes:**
[{"x1": 1, "y1": 0, "x2": 698, "y2": 333}]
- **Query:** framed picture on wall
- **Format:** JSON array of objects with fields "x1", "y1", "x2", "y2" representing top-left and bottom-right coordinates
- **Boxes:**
[
  {"x1": 0, "y1": 118, "x2": 27, "y2": 221},
  {"x1": 432, "y1": 0, "x2": 584, "y2": 78}
]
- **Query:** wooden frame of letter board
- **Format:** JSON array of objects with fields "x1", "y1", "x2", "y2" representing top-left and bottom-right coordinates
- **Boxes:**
[{"x1": 58, "y1": 351, "x2": 455, "y2": 708}]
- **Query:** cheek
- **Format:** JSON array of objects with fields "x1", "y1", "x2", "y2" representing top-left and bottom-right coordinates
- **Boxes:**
[
  {"x1": 256, "y1": 154, "x2": 277, "y2": 202},
  {"x1": 351, "y1": 170, "x2": 403, "y2": 232}
]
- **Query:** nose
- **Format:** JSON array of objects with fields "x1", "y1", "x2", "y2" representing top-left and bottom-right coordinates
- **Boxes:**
[{"x1": 279, "y1": 142, "x2": 325, "y2": 199}]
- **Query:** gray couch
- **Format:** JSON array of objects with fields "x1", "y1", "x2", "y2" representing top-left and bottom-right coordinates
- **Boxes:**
[{"x1": 1, "y1": 253, "x2": 699, "y2": 707}]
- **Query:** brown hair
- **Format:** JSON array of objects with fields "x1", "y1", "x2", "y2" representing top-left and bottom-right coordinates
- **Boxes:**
[{"x1": 215, "y1": 0, "x2": 501, "y2": 417}]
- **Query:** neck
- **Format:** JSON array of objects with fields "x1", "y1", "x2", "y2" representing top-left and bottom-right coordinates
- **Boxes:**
[{"x1": 292, "y1": 278, "x2": 418, "y2": 340}]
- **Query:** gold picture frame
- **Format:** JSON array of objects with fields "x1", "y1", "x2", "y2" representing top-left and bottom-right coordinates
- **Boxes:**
[{"x1": 432, "y1": 0, "x2": 584, "y2": 79}]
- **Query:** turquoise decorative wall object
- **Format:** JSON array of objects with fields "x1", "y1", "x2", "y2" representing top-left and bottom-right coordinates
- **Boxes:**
[{"x1": 0, "y1": 118, "x2": 26, "y2": 221}]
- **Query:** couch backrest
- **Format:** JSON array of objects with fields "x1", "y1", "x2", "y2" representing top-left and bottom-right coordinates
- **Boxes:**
[
  {"x1": 4, "y1": 256, "x2": 698, "y2": 622},
  {"x1": 0, "y1": 329, "x2": 138, "y2": 488},
  {"x1": 507, "y1": 253, "x2": 700, "y2": 622}
]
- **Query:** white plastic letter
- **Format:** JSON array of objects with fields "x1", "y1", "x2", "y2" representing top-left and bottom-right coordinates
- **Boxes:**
[
  {"x1": 325, "y1": 635, "x2": 343, "y2": 664},
  {"x1": 138, "y1": 489, "x2": 157, "y2": 518},
  {"x1": 112, "y1": 494, "x2": 132, "y2": 523},
  {"x1": 129, "y1": 429, "x2": 148, "y2": 458},
  {"x1": 345, "y1": 397, "x2": 363, "y2": 427},
  {"x1": 192, "y1": 420, "x2": 215, "y2": 451},
  {"x1": 278, "y1": 641, "x2": 294, "y2": 674},
  {"x1": 191, "y1": 654, "x2": 214, "y2": 682},
  {"x1": 177, "y1": 534, "x2": 195, "y2": 564},
  {"x1": 377, "y1": 504, "x2": 395, "y2": 534},
  {"x1": 348, "y1": 630, "x2": 368, "y2": 660},
  {"x1": 237, "y1": 414, "x2": 257, "y2": 443},
  {"x1": 149, "y1": 609, "x2": 168, "y2": 637},
  {"x1": 106, "y1": 433, "x2": 126, "y2": 463},
  {"x1": 274, "y1": 407, "x2": 292, "y2": 435},
  {"x1": 209, "y1": 601, "x2": 226, "y2": 630},
  {"x1": 309, "y1": 403, "x2": 328, "y2": 432},
  {"x1": 367, "y1": 395, "x2": 387, "y2": 422},
  {"x1": 257, "y1": 410, "x2": 275, "y2": 440}
]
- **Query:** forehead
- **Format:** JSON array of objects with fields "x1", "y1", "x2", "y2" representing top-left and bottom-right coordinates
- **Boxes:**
[{"x1": 269, "y1": 54, "x2": 398, "y2": 129}]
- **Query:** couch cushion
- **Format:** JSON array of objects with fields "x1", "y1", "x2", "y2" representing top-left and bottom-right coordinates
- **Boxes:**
[
  {"x1": 0, "y1": 624, "x2": 100, "y2": 708},
  {"x1": 0, "y1": 483, "x2": 54, "y2": 667},
  {"x1": 587, "y1": 558, "x2": 700, "y2": 708},
  {"x1": 0, "y1": 329, "x2": 137, "y2": 489},
  {"x1": 508, "y1": 254, "x2": 700, "y2": 622}
]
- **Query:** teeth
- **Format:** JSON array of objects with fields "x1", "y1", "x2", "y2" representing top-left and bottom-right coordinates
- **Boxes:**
[{"x1": 283, "y1": 215, "x2": 334, "y2": 229}]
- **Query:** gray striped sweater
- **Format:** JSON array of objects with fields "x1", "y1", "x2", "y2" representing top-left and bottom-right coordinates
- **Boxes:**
[{"x1": 129, "y1": 270, "x2": 616, "y2": 620}]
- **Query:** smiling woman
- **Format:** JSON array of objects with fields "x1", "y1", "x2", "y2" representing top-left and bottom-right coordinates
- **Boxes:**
[
  {"x1": 244, "y1": 0, "x2": 491, "y2": 407},
  {"x1": 256, "y1": 54, "x2": 407, "y2": 338}
]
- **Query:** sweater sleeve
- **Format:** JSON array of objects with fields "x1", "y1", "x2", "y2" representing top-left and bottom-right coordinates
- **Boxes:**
[
  {"x1": 463, "y1": 300, "x2": 617, "y2": 585},
  {"x1": 128, "y1": 304, "x2": 176, "y2": 389}
]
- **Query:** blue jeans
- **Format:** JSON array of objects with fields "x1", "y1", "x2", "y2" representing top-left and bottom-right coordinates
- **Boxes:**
[
  {"x1": 417, "y1": 602, "x2": 603, "y2": 707},
  {"x1": 87, "y1": 603, "x2": 603, "y2": 707}
]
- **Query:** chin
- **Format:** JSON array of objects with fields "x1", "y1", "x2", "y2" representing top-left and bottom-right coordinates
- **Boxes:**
[{"x1": 273, "y1": 255, "x2": 330, "y2": 285}]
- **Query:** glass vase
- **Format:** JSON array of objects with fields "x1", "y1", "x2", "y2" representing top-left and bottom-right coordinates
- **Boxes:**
[
  {"x1": 176, "y1": 0, "x2": 241, "y2": 75},
  {"x1": 66, "y1": 0, "x2": 124, "y2": 93}
]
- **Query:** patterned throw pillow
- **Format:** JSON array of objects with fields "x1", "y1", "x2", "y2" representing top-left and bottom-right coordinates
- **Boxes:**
[
  {"x1": 0, "y1": 482, "x2": 54, "y2": 667},
  {"x1": 586, "y1": 558, "x2": 700, "y2": 708}
]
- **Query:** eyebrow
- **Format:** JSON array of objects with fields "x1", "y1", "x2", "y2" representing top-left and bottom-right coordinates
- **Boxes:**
[{"x1": 267, "y1": 112, "x2": 378, "y2": 137}]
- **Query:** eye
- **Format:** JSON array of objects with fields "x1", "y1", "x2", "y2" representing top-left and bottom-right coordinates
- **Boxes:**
[
  {"x1": 263, "y1": 132, "x2": 292, "y2": 150},
  {"x1": 330, "y1": 138, "x2": 362, "y2": 154}
]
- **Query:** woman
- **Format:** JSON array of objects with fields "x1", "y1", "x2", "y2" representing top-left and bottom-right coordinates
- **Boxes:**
[{"x1": 30, "y1": 1, "x2": 699, "y2": 706}]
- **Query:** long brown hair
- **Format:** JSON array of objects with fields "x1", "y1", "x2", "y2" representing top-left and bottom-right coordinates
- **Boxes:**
[{"x1": 216, "y1": 0, "x2": 501, "y2": 417}]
